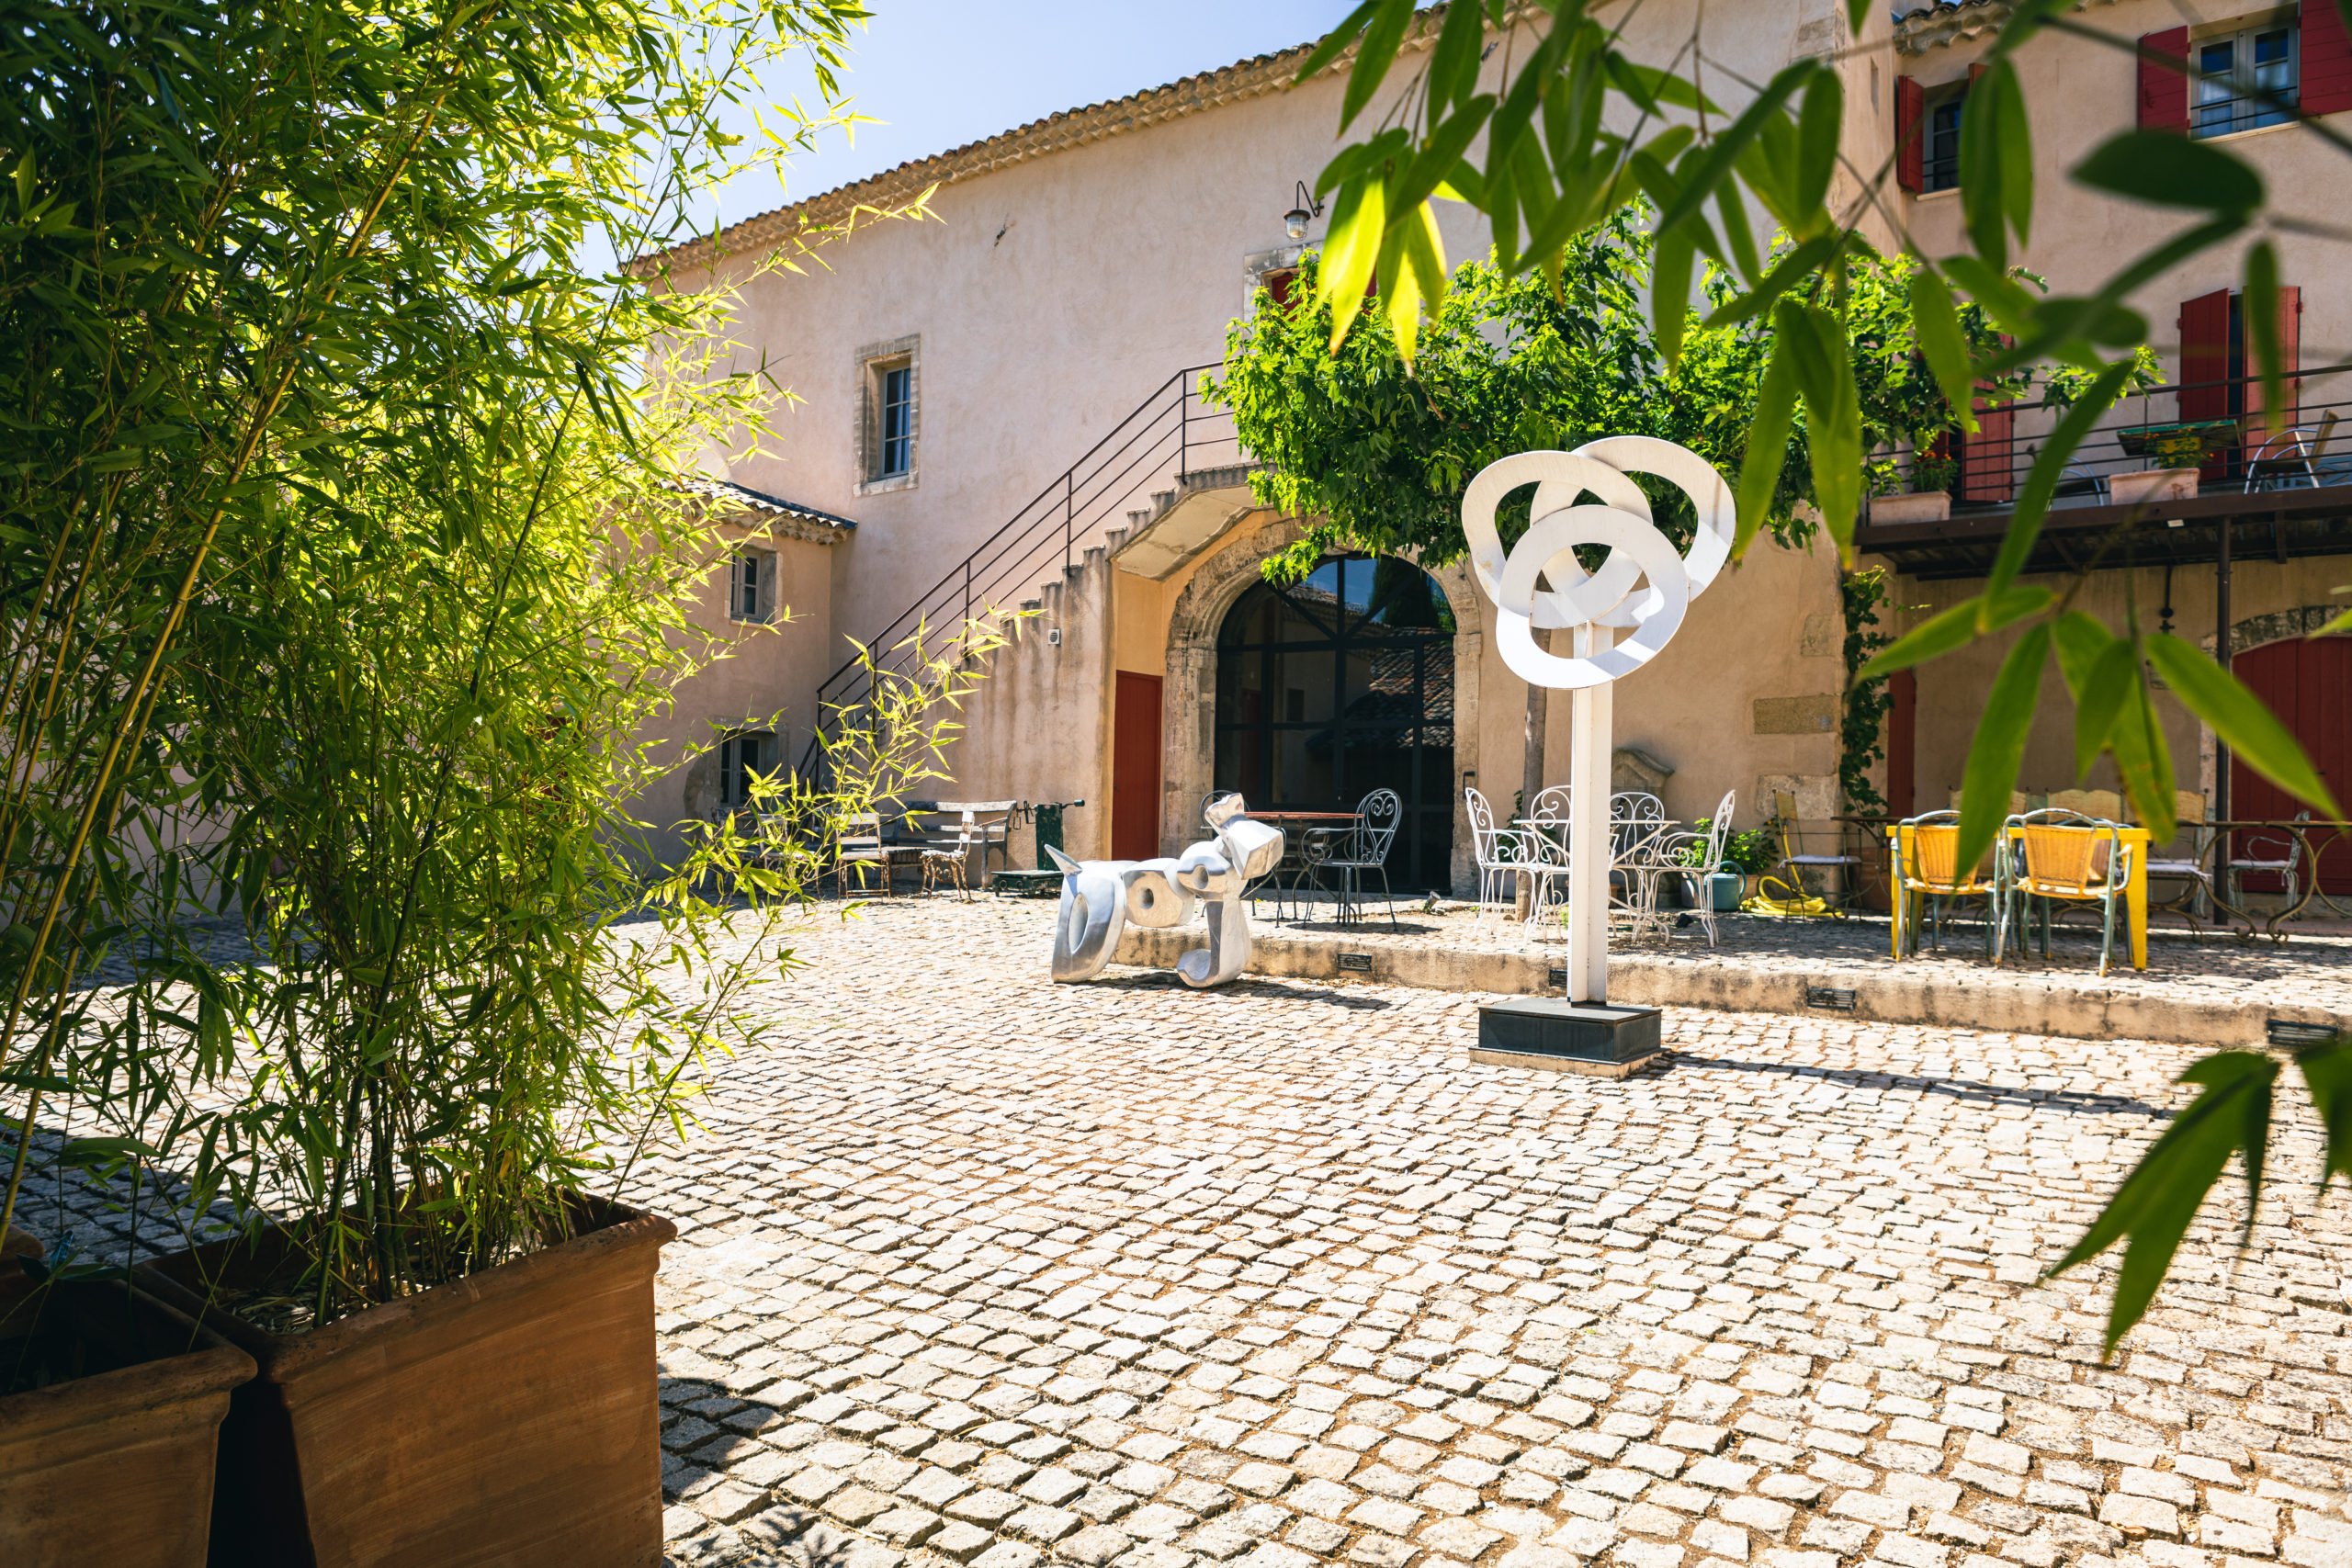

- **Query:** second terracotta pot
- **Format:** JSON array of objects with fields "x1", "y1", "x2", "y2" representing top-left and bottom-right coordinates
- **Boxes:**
[
  {"x1": 140, "y1": 1194, "x2": 674, "y2": 1568},
  {"x1": 0, "y1": 1270, "x2": 254, "y2": 1568}
]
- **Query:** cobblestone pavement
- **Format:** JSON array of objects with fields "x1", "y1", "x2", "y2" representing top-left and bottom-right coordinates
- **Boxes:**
[
  {"x1": 633, "y1": 899, "x2": 2352, "y2": 1568},
  {"x1": 1246, "y1": 898, "x2": 2352, "y2": 1020}
]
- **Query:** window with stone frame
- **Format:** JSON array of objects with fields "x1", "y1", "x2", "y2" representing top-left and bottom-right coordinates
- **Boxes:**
[
  {"x1": 728, "y1": 545, "x2": 775, "y2": 624},
  {"x1": 856, "y1": 335, "x2": 920, "y2": 494}
]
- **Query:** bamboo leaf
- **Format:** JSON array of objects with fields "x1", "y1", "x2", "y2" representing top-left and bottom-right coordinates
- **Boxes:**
[
  {"x1": 2075, "y1": 130, "x2": 2264, "y2": 212},
  {"x1": 1429, "y1": 0, "x2": 1487, "y2": 108},
  {"x1": 1793, "y1": 67, "x2": 1842, "y2": 220},
  {"x1": 2247, "y1": 239, "x2": 2284, "y2": 438},
  {"x1": 2296, "y1": 1033, "x2": 2352, "y2": 1195},
  {"x1": 1780, "y1": 300, "x2": 1862, "y2": 562},
  {"x1": 1318, "y1": 174, "x2": 1386, "y2": 350},
  {"x1": 2047, "y1": 1052, "x2": 2277, "y2": 1353},
  {"x1": 1909, "y1": 266, "x2": 1980, "y2": 435},
  {"x1": 1984, "y1": 357, "x2": 2136, "y2": 605},
  {"x1": 2145, "y1": 635, "x2": 2342, "y2": 818},
  {"x1": 1295, "y1": 0, "x2": 1384, "y2": 89},
  {"x1": 1654, "y1": 59, "x2": 1817, "y2": 237},
  {"x1": 1957, "y1": 623, "x2": 2051, "y2": 874},
  {"x1": 2109, "y1": 667, "x2": 2177, "y2": 844},
  {"x1": 2070, "y1": 634, "x2": 2136, "y2": 783},
  {"x1": 1960, "y1": 60, "x2": 2012, "y2": 267},
  {"x1": 1395, "y1": 96, "x2": 1495, "y2": 216},
  {"x1": 1733, "y1": 333, "x2": 1798, "y2": 559},
  {"x1": 1652, "y1": 222, "x2": 1695, "y2": 372},
  {"x1": 1340, "y1": 0, "x2": 1419, "y2": 130}
]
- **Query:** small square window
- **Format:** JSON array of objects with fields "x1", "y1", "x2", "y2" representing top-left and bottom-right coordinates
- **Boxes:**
[
  {"x1": 718, "y1": 729, "x2": 777, "y2": 812},
  {"x1": 2195, "y1": 25, "x2": 2297, "y2": 139},
  {"x1": 1922, "y1": 92, "x2": 1964, "y2": 193},
  {"x1": 728, "y1": 546, "x2": 774, "y2": 624}
]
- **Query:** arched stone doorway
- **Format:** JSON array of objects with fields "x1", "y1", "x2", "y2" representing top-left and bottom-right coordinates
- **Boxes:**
[
  {"x1": 1163, "y1": 521, "x2": 1483, "y2": 895},
  {"x1": 1211, "y1": 555, "x2": 1457, "y2": 888}
]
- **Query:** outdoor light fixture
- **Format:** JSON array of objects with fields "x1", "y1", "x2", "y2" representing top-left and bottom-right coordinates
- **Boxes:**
[{"x1": 1283, "y1": 180, "x2": 1324, "y2": 241}]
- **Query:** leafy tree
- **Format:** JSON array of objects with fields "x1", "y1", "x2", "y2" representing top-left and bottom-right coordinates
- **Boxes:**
[
  {"x1": 1205, "y1": 220, "x2": 2016, "y2": 813},
  {"x1": 1302, "y1": 0, "x2": 2350, "y2": 1351}
]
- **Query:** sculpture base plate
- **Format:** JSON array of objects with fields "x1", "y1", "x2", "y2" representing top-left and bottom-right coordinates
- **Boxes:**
[{"x1": 1470, "y1": 998, "x2": 1662, "y2": 1078}]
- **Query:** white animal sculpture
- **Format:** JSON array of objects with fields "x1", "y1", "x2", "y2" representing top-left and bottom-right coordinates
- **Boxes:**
[{"x1": 1048, "y1": 793, "x2": 1284, "y2": 987}]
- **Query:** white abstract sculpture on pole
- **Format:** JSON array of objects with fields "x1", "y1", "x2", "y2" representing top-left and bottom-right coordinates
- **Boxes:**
[
  {"x1": 1048, "y1": 793, "x2": 1284, "y2": 987},
  {"x1": 1460, "y1": 437, "x2": 1736, "y2": 1004}
]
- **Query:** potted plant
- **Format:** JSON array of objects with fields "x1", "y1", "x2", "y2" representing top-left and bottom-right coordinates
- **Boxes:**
[
  {"x1": 1, "y1": 1250, "x2": 256, "y2": 1568},
  {"x1": 0, "y1": 0, "x2": 933, "y2": 1558}
]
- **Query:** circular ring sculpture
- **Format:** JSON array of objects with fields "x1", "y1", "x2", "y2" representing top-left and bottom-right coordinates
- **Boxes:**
[
  {"x1": 1458, "y1": 436, "x2": 1736, "y2": 688},
  {"x1": 1460, "y1": 437, "x2": 1735, "y2": 1011}
]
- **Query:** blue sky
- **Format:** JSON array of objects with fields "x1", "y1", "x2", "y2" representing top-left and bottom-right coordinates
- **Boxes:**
[{"x1": 695, "y1": 1, "x2": 1357, "y2": 234}]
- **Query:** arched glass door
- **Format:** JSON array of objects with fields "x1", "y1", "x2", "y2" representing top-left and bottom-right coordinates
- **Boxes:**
[{"x1": 1212, "y1": 556, "x2": 1455, "y2": 889}]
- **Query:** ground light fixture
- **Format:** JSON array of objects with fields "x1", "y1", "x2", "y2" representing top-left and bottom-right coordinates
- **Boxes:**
[{"x1": 1283, "y1": 180, "x2": 1323, "y2": 241}]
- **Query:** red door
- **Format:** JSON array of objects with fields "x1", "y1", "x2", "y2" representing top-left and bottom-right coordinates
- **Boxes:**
[
  {"x1": 2230, "y1": 637, "x2": 2351, "y2": 893},
  {"x1": 1112, "y1": 671, "x2": 1163, "y2": 861},
  {"x1": 1885, "y1": 668, "x2": 1917, "y2": 818}
]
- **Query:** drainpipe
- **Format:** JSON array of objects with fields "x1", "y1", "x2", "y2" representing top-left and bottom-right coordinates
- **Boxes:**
[{"x1": 2215, "y1": 517, "x2": 2233, "y2": 826}]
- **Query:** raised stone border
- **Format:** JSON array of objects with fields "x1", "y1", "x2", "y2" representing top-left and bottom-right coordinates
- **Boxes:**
[{"x1": 1112, "y1": 924, "x2": 2345, "y2": 1049}]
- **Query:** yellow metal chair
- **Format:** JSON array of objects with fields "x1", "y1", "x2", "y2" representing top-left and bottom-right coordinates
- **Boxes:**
[
  {"x1": 1894, "y1": 810, "x2": 1998, "y2": 957},
  {"x1": 1997, "y1": 810, "x2": 2131, "y2": 976}
]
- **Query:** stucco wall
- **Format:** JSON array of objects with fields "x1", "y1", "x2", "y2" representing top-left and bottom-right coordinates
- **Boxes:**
[{"x1": 633, "y1": 521, "x2": 840, "y2": 864}]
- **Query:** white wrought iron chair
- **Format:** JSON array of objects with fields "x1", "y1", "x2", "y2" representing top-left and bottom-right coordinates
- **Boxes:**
[
  {"x1": 1303, "y1": 788, "x2": 1403, "y2": 929},
  {"x1": 2227, "y1": 810, "x2": 2310, "y2": 910},
  {"x1": 1608, "y1": 792, "x2": 1674, "y2": 937},
  {"x1": 1661, "y1": 790, "x2": 1737, "y2": 947},
  {"x1": 1466, "y1": 786, "x2": 1566, "y2": 939},
  {"x1": 2245, "y1": 412, "x2": 2338, "y2": 492}
]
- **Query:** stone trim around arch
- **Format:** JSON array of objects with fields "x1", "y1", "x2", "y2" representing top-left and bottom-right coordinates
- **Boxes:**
[
  {"x1": 2202, "y1": 604, "x2": 2352, "y2": 659},
  {"x1": 1159, "y1": 517, "x2": 1487, "y2": 896}
]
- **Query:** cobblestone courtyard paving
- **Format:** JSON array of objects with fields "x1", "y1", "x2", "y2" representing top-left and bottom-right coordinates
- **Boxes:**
[{"x1": 636, "y1": 900, "x2": 2352, "y2": 1568}]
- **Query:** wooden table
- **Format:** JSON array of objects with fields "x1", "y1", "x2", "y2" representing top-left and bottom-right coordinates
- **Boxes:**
[
  {"x1": 2114, "y1": 419, "x2": 2241, "y2": 465},
  {"x1": 1884, "y1": 823, "x2": 2151, "y2": 970}
]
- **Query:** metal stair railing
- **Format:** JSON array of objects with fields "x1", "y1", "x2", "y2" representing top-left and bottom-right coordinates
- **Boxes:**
[{"x1": 799, "y1": 361, "x2": 1238, "y2": 782}]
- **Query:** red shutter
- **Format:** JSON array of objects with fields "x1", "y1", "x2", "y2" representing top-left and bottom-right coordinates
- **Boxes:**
[
  {"x1": 2306, "y1": 1, "x2": 2352, "y2": 116},
  {"x1": 1959, "y1": 401, "x2": 2015, "y2": 503},
  {"x1": 1895, "y1": 75, "x2": 1923, "y2": 193},
  {"x1": 2249, "y1": 285, "x2": 2303, "y2": 434},
  {"x1": 2139, "y1": 28, "x2": 2190, "y2": 131},
  {"x1": 1262, "y1": 268, "x2": 1297, "y2": 309},
  {"x1": 2177, "y1": 288, "x2": 2232, "y2": 422}
]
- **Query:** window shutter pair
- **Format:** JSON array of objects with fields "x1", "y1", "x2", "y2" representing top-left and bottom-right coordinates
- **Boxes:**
[
  {"x1": 2177, "y1": 287, "x2": 2301, "y2": 406},
  {"x1": 2142, "y1": 13, "x2": 2352, "y2": 129}
]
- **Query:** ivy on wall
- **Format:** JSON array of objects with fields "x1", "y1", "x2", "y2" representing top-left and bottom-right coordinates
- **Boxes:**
[{"x1": 1838, "y1": 567, "x2": 1899, "y2": 817}]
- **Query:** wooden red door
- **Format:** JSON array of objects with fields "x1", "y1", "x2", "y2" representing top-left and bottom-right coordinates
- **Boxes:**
[
  {"x1": 1885, "y1": 668, "x2": 1917, "y2": 818},
  {"x1": 2230, "y1": 637, "x2": 2351, "y2": 893},
  {"x1": 1112, "y1": 671, "x2": 1163, "y2": 861}
]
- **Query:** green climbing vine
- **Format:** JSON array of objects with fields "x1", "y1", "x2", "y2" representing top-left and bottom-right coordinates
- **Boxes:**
[{"x1": 1839, "y1": 568, "x2": 1900, "y2": 818}]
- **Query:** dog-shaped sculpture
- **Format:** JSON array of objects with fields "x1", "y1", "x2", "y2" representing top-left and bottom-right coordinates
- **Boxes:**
[{"x1": 1047, "y1": 793, "x2": 1283, "y2": 987}]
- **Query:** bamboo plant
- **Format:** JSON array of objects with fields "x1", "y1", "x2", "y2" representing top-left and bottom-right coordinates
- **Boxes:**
[{"x1": 0, "y1": 0, "x2": 964, "y2": 1325}]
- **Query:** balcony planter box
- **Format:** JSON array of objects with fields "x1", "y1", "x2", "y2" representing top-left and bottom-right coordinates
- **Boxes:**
[
  {"x1": 137, "y1": 1194, "x2": 673, "y2": 1568},
  {"x1": 1867, "y1": 490, "x2": 1951, "y2": 525},
  {"x1": 2109, "y1": 468, "x2": 2200, "y2": 508},
  {"x1": 1, "y1": 1269, "x2": 254, "y2": 1568}
]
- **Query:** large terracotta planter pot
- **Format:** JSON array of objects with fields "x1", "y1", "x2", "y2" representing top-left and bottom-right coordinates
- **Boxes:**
[
  {"x1": 0, "y1": 1270, "x2": 254, "y2": 1568},
  {"x1": 138, "y1": 1195, "x2": 674, "y2": 1568}
]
